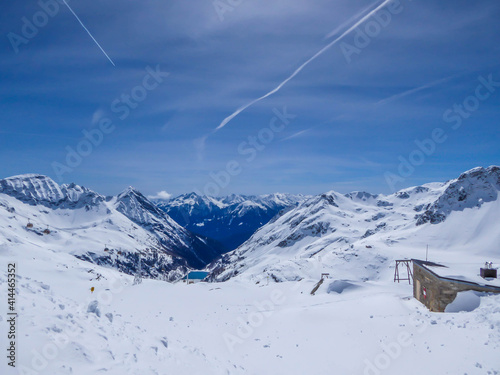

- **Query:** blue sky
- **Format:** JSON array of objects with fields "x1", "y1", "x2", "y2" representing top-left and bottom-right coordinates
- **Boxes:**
[{"x1": 0, "y1": 0, "x2": 499, "y2": 197}]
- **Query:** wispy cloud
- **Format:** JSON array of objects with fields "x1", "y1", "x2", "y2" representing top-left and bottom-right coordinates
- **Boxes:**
[
  {"x1": 375, "y1": 74, "x2": 461, "y2": 106},
  {"x1": 0, "y1": 130, "x2": 76, "y2": 140},
  {"x1": 193, "y1": 135, "x2": 208, "y2": 162},
  {"x1": 215, "y1": 0, "x2": 393, "y2": 131}
]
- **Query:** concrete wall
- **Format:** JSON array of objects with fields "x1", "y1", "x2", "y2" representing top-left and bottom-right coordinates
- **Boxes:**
[{"x1": 413, "y1": 262, "x2": 500, "y2": 312}]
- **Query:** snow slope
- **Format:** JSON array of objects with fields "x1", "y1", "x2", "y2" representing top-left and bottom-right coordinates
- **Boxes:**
[
  {"x1": 155, "y1": 193, "x2": 308, "y2": 251},
  {"x1": 0, "y1": 168, "x2": 499, "y2": 374},
  {"x1": 209, "y1": 166, "x2": 500, "y2": 283},
  {"x1": 1, "y1": 240, "x2": 500, "y2": 375},
  {"x1": 0, "y1": 175, "x2": 222, "y2": 281}
]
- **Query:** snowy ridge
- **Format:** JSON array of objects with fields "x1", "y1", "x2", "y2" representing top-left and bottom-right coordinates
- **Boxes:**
[
  {"x1": 114, "y1": 187, "x2": 221, "y2": 268},
  {"x1": 0, "y1": 175, "x2": 221, "y2": 281},
  {"x1": 1, "y1": 169, "x2": 500, "y2": 374},
  {"x1": 415, "y1": 165, "x2": 500, "y2": 224},
  {"x1": 0, "y1": 174, "x2": 104, "y2": 209},
  {"x1": 155, "y1": 192, "x2": 308, "y2": 251},
  {"x1": 209, "y1": 166, "x2": 500, "y2": 283}
]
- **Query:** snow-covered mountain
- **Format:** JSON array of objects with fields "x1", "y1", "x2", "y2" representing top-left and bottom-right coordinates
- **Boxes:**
[
  {"x1": 0, "y1": 173, "x2": 104, "y2": 209},
  {"x1": 1, "y1": 169, "x2": 500, "y2": 375},
  {"x1": 0, "y1": 174, "x2": 221, "y2": 281},
  {"x1": 209, "y1": 166, "x2": 500, "y2": 282},
  {"x1": 155, "y1": 193, "x2": 308, "y2": 251}
]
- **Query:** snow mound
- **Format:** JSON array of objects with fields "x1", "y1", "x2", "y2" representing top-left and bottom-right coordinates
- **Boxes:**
[
  {"x1": 327, "y1": 280, "x2": 359, "y2": 294},
  {"x1": 444, "y1": 290, "x2": 486, "y2": 313}
]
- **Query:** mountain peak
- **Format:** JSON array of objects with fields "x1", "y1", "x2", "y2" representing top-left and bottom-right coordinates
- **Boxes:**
[
  {"x1": 1, "y1": 173, "x2": 58, "y2": 188},
  {"x1": 115, "y1": 185, "x2": 176, "y2": 229},
  {"x1": 458, "y1": 165, "x2": 500, "y2": 181},
  {"x1": 184, "y1": 192, "x2": 203, "y2": 200},
  {"x1": 0, "y1": 174, "x2": 102, "y2": 208},
  {"x1": 3, "y1": 173, "x2": 50, "y2": 180},
  {"x1": 345, "y1": 191, "x2": 379, "y2": 201},
  {"x1": 117, "y1": 186, "x2": 153, "y2": 202},
  {"x1": 415, "y1": 165, "x2": 500, "y2": 225},
  {"x1": 120, "y1": 186, "x2": 140, "y2": 194}
]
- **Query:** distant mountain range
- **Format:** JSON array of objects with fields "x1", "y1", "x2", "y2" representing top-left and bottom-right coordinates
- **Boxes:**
[
  {"x1": 1, "y1": 166, "x2": 498, "y2": 283},
  {"x1": 154, "y1": 193, "x2": 308, "y2": 251},
  {"x1": 0, "y1": 175, "x2": 221, "y2": 281},
  {"x1": 0, "y1": 175, "x2": 305, "y2": 280},
  {"x1": 208, "y1": 166, "x2": 500, "y2": 282}
]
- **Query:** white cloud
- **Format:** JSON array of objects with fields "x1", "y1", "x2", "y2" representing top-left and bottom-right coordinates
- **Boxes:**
[
  {"x1": 148, "y1": 191, "x2": 172, "y2": 200},
  {"x1": 375, "y1": 74, "x2": 461, "y2": 106}
]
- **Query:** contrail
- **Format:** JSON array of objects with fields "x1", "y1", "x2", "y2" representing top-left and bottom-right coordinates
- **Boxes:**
[
  {"x1": 375, "y1": 73, "x2": 462, "y2": 106},
  {"x1": 325, "y1": 1, "x2": 380, "y2": 39},
  {"x1": 215, "y1": 0, "x2": 392, "y2": 131},
  {"x1": 62, "y1": 0, "x2": 116, "y2": 66},
  {"x1": 280, "y1": 128, "x2": 311, "y2": 142}
]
